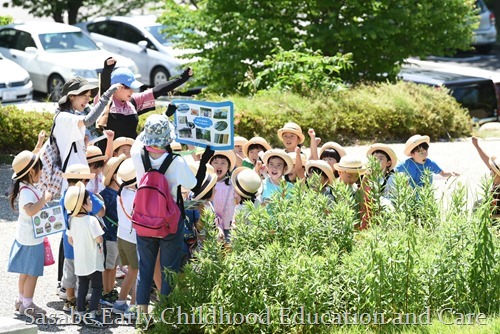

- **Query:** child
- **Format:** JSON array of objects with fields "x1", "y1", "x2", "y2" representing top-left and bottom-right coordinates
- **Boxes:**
[
  {"x1": 113, "y1": 137, "x2": 135, "y2": 158},
  {"x1": 305, "y1": 160, "x2": 335, "y2": 201},
  {"x1": 395, "y1": 134, "x2": 459, "y2": 188},
  {"x1": 233, "y1": 136, "x2": 248, "y2": 168},
  {"x1": 209, "y1": 150, "x2": 238, "y2": 243},
  {"x1": 286, "y1": 148, "x2": 307, "y2": 183},
  {"x1": 114, "y1": 158, "x2": 138, "y2": 317},
  {"x1": 277, "y1": 121, "x2": 305, "y2": 153},
  {"x1": 231, "y1": 167, "x2": 263, "y2": 225},
  {"x1": 319, "y1": 141, "x2": 346, "y2": 179},
  {"x1": 472, "y1": 136, "x2": 500, "y2": 217},
  {"x1": 100, "y1": 154, "x2": 127, "y2": 306},
  {"x1": 130, "y1": 114, "x2": 213, "y2": 319},
  {"x1": 242, "y1": 136, "x2": 272, "y2": 169},
  {"x1": 366, "y1": 143, "x2": 398, "y2": 197},
  {"x1": 59, "y1": 164, "x2": 105, "y2": 313},
  {"x1": 86, "y1": 145, "x2": 108, "y2": 194},
  {"x1": 64, "y1": 182, "x2": 106, "y2": 327},
  {"x1": 8, "y1": 150, "x2": 52, "y2": 317},
  {"x1": 259, "y1": 149, "x2": 294, "y2": 203}
]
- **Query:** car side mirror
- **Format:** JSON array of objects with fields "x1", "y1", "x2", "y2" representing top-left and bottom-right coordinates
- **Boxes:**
[
  {"x1": 138, "y1": 40, "x2": 147, "y2": 50},
  {"x1": 25, "y1": 47, "x2": 38, "y2": 54}
]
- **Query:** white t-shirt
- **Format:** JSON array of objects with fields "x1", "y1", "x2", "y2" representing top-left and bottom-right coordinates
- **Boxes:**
[
  {"x1": 131, "y1": 141, "x2": 197, "y2": 200},
  {"x1": 53, "y1": 111, "x2": 87, "y2": 169},
  {"x1": 16, "y1": 183, "x2": 43, "y2": 246},
  {"x1": 66, "y1": 215, "x2": 105, "y2": 276},
  {"x1": 116, "y1": 187, "x2": 137, "y2": 244},
  {"x1": 86, "y1": 173, "x2": 105, "y2": 194}
]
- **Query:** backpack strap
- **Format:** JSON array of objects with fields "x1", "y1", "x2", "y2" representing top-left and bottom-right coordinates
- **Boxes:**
[
  {"x1": 158, "y1": 153, "x2": 177, "y2": 174},
  {"x1": 62, "y1": 142, "x2": 76, "y2": 172},
  {"x1": 19, "y1": 185, "x2": 41, "y2": 201},
  {"x1": 141, "y1": 147, "x2": 153, "y2": 171}
]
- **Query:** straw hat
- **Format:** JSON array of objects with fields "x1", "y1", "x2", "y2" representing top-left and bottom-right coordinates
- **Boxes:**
[
  {"x1": 112, "y1": 137, "x2": 135, "y2": 153},
  {"x1": 188, "y1": 162, "x2": 217, "y2": 200},
  {"x1": 319, "y1": 142, "x2": 346, "y2": 159},
  {"x1": 262, "y1": 149, "x2": 294, "y2": 175},
  {"x1": 334, "y1": 155, "x2": 367, "y2": 175},
  {"x1": 287, "y1": 151, "x2": 307, "y2": 166},
  {"x1": 86, "y1": 145, "x2": 107, "y2": 164},
  {"x1": 103, "y1": 154, "x2": 127, "y2": 186},
  {"x1": 117, "y1": 158, "x2": 137, "y2": 187},
  {"x1": 489, "y1": 156, "x2": 500, "y2": 177},
  {"x1": 11, "y1": 150, "x2": 40, "y2": 180},
  {"x1": 231, "y1": 167, "x2": 262, "y2": 198},
  {"x1": 242, "y1": 136, "x2": 272, "y2": 158},
  {"x1": 404, "y1": 134, "x2": 430, "y2": 156},
  {"x1": 58, "y1": 77, "x2": 98, "y2": 105},
  {"x1": 277, "y1": 122, "x2": 305, "y2": 144},
  {"x1": 366, "y1": 143, "x2": 398, "y2": 171},
  {"x1": 171, "y1": 141, "x2": 182, "y2": 152},
  {"x1": 234, "y1": 136, "x2": 248, "y2": 147},
  {"x1": 306, "y1": 160, "x2": 335, "y2": 184},
  {"x1": 64, "y1": 181, "x2": 86, "y2": 217},
  {"x1": 210, "y1": 150, "x2": 237, "y2": 171},
  {"x1": 137, "y1": 114, "x2": 176, "y2": 148},
  {"x1": 63, "y1": 163, "x2": 95, "y2": 180}
]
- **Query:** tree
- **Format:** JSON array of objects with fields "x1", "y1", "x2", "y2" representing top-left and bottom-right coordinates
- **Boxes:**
[{"x1": 160, "y1": 0, "x2": 478, "y2": 94}]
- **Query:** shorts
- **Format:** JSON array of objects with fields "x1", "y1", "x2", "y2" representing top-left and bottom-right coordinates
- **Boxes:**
[
  {"x1": 104, "y1": 240, "x2": 120, "y2": 269},
  {"x1": 117, "y1": 238, "x2": 138, "y2": 270},
  {"x1": 61, "y1": 258, "x2": 77, "y2": 289}
]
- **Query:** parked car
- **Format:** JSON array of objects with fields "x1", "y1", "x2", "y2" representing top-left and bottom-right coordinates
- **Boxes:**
[
  {"x1": 0, "y1": 52, "x2": 33, "y2": 103},
  {"x1": 76, "y1": 15, "x2": 191, "y2": 87},
  {"x1": 472, "y1": 0, "x2": 497, "y2": 54},
  {"x1": 0, "y1": 21, "x2": 139, "y2": 102},
  {"x1": 399, "y1": 66, "x2": 498, "y2": 124}
]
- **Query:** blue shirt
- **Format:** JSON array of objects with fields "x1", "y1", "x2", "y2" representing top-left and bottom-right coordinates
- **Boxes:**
[
  {"x1": 60, "y1": 191, "x2": 104, "y2": 259},
  {"x1": 100, "y1": 187, "x2": 119, "y2": 241},
  {"x1": 395, "y1": 158, "x2": 442, "y2": 188},
  {"x1": 261, "y1": 177, "x2": 293, "y2": 201}
]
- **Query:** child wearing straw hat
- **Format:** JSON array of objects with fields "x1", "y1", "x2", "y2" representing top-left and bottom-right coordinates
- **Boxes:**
[
  {"x1": 305, "y1": 160, "x2": 335, "y2": 203},
  {"x1": 64, "y1": 182, "x2": 106, "y2": 327},
  {"x1": 286, "y1": 148, "x2": 307, "y2": 183},
  {"x1": 8, "y1": 150, "x2": 52, "y2": 318},
  {"x1": 395, "y1": 134, "x2": 459, "y2": 188},
  {"x1": 366, "y1": 143, "x2": 398, "y2": 198},
  {"x1": 259, "y1": 149, "x2": 294, "y2": 203},
  {"x1": 231, "y1": 167, "x2": 263, "y2": 225},
  {"x1": 319, "y1": 141, "x2": 346, "y2": 179},
  {"x1": 472, "y1": 136, "x2": 500, "y2": 218},
  {"x1": 233, "y1": 136, "x2": 248, "y2": 168},
  {"x1": 86, "y1": 145, "x2": 108, "y2": 194},
  {"x1": 242, "y1": 136, "x2": 272, "y2": 170},
  {"x1": 277, "y1": 121, "x2": 305, "y2": 153},
  {"x1": 113, "y1": 137, "x2": 135, "y2": 158}
]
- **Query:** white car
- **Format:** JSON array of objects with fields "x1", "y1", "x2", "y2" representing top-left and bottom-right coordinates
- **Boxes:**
[
  {"x1": 0, "y1": 52, "x2": 33, "y2": 103},
  {"x1": 472, "y1": 0, "x2": 497, "y2": 54},
  {"x1": 76, "y1": 15, "x2": 192, "y2": 87},
  {"x1": 0, "y1": 21, "x2": 139, "y2": 102}
]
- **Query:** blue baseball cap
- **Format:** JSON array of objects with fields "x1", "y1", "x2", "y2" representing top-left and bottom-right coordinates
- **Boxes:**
[{"x1": 111, "y1": 67, "x2": 143, "y2": 89}]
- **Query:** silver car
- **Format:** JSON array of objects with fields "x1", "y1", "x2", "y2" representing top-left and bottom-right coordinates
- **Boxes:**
[
  {"x1": 0, "y1": 52, "x2": 33, "y2": 103},
  {"x1": 472, "y1": 0, "x2": 497, "y2": 54},
  {"x1": 76, "y1": 15, "x2": 190, "y2": 87}
]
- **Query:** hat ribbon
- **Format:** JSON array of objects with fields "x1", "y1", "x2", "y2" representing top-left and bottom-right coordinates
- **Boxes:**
[
  {"x1": 235, "y1": 178, "x2": 255, "y2": 198},
  {"x1": 16, "y1": 155, "x2": 36, "y2": 178}
]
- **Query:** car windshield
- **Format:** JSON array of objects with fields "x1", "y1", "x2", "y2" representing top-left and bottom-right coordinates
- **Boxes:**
[
  {"x1": 39, "y1": 32, "x2": 100, "y2": 52},
  {"x1": 145, "y1": 25, "x2": 180, "y2": 46}
]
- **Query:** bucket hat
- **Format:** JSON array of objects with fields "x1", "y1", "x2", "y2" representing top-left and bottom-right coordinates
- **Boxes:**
[
  {"x1": 277, "y1": 122, "x2": 305, "y2": 144},
  {"x1": 404, "y1": 134, "x2": 430, "y2": 156},
  {"x1": 111, "y1": 67, "x2": 143, "y2": 89},
  {"x1": 62, "y1": 164, "x2": 95, "y2": 180},
  {"x1": 58, "y1": 77, "x2": 98, "y2": 104},
  {"x1": 319, "y1": 142, "x2": 346, "y2": 159},
  {"x1": 334, "y1": 155, "x2": 367, "y2": 175},
  {"x1": 117, "y1": 158, "x2": 137, "y2": 187},
  {"x1": 12, "y1": 150, "x2": 40, "y2": 180},
  {"x1": 366, "y1": 143, "x2": 398, "y2": 171},
  {"x1": 103, "y1": 154, "x2": 127, "y2": 186},
  {"x1": 137, "y1": 114, "x2": 176, "y2": 148},
  {"x1": 231, "y1": 167, "x2": 262, "y2": 199},
  {"x1": 262, "y1": 149, "x2": 294, "y2": 175},
  {"x1": 242, "y1": 136, "x2": 272, "y2": 158},
  {"x1": 86, "y1": 145, "x2": 107, "y2": 164},
  {"x1": 306, "y1": 160, "x2": 335, "y2": 184},
  {"x1": 64, "y1": 181, "x2": 86, "y2": 217}
]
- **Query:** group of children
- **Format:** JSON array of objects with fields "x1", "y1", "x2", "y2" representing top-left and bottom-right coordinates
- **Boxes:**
[{"x1": 6, "y1": 57, "x2": 484, "y2": 329}]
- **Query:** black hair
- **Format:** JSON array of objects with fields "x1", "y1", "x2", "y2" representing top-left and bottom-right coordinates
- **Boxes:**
[
  {"x1": 372, "y1": 150, "x2": 391, "y2": 162},
  {"x1": 308, "y1": 166, "x2": 327, "y2": 178},
  {"x1": 410, "y1": 142, "x2": 429, "y2": 155},
  {"x1": 320, "y1": 148, "x2": 341, "y2": 162},
  {"x1": 247, "y1": 144, "x2": 266, "y2": 153},
  {"x1": 9, "y1": 159, "x2": 43, "y2": 210},
  {"x1": 89, "y1": 160, "x2": 105, "y2": 169},
  {"x1": 211, "y1": 154, "x2": 232, "y2": 185},
  {"x1": 59, "y1": 89, "x2": 93, "y2": 111}
]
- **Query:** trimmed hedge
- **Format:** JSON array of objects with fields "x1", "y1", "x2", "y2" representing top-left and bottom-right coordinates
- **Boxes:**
[{"x1": 0, "y1": 81, "x2": 471, "y2": 154}]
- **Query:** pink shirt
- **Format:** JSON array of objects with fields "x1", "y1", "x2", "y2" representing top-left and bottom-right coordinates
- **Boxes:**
[{"x1": 212, "y1": 180, "x2": 237, "y2": 230}]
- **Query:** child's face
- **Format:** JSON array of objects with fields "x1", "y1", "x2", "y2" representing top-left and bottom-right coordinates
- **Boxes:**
[
  {"x1": 114, "y1": 145, "x2": 131, "y2": 158},
  {"x1": 248, "y1": 148, "x2": 263, "y2": 164},
  {"x1": 29, "y1": 167, "x2": 42, "y2": 184},
  {"x1": 372, "y1": 152, "x2": 391, "y2": 172},
  {"x1": 234, "y1": 145, "x2": 244, "y2": 157},
  {"x1": 70, "y1": 91, "x2": 92, "y2": 112},
  {"x1": 322, "y1": 156, "x2": 338, "y2": 170},
  {"x1": 338, "y1": 170, "x2": 359, "y2": 185},
  {"x1": 267, "y1": 156, "x2": 286, "y2": 182},
  {"x1": 282, "y1": 133, "x2": 299, "y2": 150},
  {"x1": 411, "y1": 147, "x2": 428, "y2": 164},
  {"x1": 114, "y1": 86, "x2": 134, "y2": 102},
  {"x1": 211, "y1": 157, "x2": 230, "y2": 181}
]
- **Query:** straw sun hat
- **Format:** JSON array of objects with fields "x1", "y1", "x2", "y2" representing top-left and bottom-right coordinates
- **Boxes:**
[
  {"x1": 305, "y1": 160, "x2": 335, "y2": 185},
  {"x1": 103, "y1": 154, "x2": 127, "y2": 186},
  {"x1": 112, "y1": 137, "x2": 135, "y2": 153},
  {"x1": 64, "y1": 181, "x2": 86, "y2": 217},
  {"x1": 188, "y1": 162, "x2": 217, "y2": 200},
  {"x1": 262, "y1": 149, "x2": 294, "y2": 175},
  {"x1": 234, "y1": 136, "x2": 248, "y2": 147},
  {"x1": 117, "y1": 158, "x2": 137, "y2": 187},
  {"x1": 277, "y1": 122, "x2": 305, "y2": 144},
  {"x1": 366, "y1": 143, "x2": 398, "y2": 171},
  {"x1": 210, "y1": 150, "x2": 237, "y2": 171},
  {"x1": 242, "y1": 136, "x2": 272, "y2": 158},
  {"x1": 86, "y1": 145, "x2": 107, "y2": 164},
  {"x1": 319, "y1": 141, "x2": 346, "y2": 159},
  {"x1": 231, "y1": 167, "x2": 262, "y2": 199},
  {"x1": 334, "y1": 155, "x2": 367, "y2": 175},
  {"x1": 12, "y1": 150, "x2": 40, "y2": 180},
  {"x1": 404, "y1": 134, "x2": 430, "y2": 156},
  {"x1": 62, "y1": 164, "x2": 95, "y2": 180}
]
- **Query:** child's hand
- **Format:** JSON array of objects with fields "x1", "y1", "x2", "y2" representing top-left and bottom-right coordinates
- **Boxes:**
[
  {"x1": 294, "y1": 146, "x2": 301, "y2": 155},
  {"x1": 104, "y1": 129, "x2": 115, "y2": 141},
  {"x1": 38, "y1": 130, "x2": 46, "y2": 142},
  {"x1": 44, "y1": 191, "x2": 53, "y2": 203},
  {"x1": 308, "y1": 128, "x2": 316, "y2": 139},
  {"x1": 451, "y1": 171, "x2": 460, "y2": 177}
]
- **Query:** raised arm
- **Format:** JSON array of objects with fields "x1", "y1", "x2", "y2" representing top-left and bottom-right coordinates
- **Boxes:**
[
  {"x1": 77, "y1": 84, "x2": 120, "y2": 128},
  {"x1": 472, "y1": 136, "x2": 491, "y2": 169}
]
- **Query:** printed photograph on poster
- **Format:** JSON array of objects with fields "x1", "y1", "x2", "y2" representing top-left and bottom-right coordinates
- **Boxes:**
[
  {"x1": 172, "y1": 100, "x2": 234, "y2": 150},
  {"x1": 32, "y1": 204, "x2": 66, "y2": 238}
]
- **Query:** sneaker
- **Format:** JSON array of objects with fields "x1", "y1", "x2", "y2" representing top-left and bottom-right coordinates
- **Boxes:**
[
  {"x1": 63, "y1": 298, "x2": 76, "y2": 312},
  {"x1": 19, "y1": 302, "x2": 47, "y2": 318},
  {"x1": 15, "y1": 299, "x2": 22, "y2": 312},
  {"x1": 99, "y1": 293, "x2": 114, "y2": 307},
  {"x1": 85, "y1": 310, "x2": 105, "y2": 328},
  {"x1": 57, "y1": 287, "x2": 67, "y2": 300},
  {"x1": 112, "y1": 301, "x2": 129, "y2": 314},
  {"x1": 115, "y1": 266, "x2": 126, "y2": 279}
]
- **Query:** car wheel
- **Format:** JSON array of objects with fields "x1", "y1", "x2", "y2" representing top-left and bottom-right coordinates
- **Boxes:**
[
  {"x1": 151, "y1": 67, "x2": 170, "y2": 86},
  {"x1": 475, "y1": 44, "x2": 494, "y2": 54},
  {"x1": 47, "y1": 74, "x2": 65, "y2": 102}
]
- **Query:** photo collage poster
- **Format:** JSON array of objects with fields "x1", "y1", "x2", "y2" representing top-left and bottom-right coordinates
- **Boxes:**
[
  {"x1": 172, "y1": 100, "x2": 234, "y2": 150},
  {"x1": 32, "y1": 204, "x2": 66, "y2": 238}
]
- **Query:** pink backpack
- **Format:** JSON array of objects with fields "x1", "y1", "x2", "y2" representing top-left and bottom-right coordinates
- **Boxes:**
[{"x1": 132, "y1": 148, "x2": 181, "y2": 238}]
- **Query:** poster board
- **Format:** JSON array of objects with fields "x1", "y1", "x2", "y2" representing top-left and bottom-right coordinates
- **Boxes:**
[
  {"x1": 172, "y1": 100, "x2": 234, "y2": 150},
  {"x1": 32, "y1": 204, "x2": 66, "y2": 238}
]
